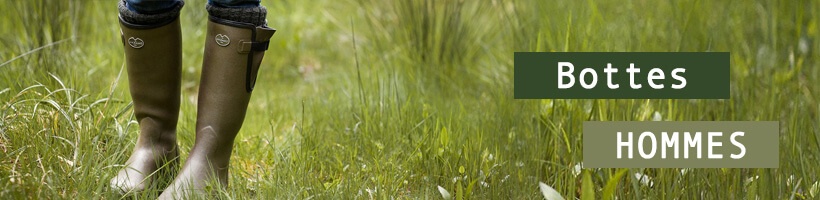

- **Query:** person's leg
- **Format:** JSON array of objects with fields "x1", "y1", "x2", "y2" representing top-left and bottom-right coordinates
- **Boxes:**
[
  {"x1": 208, "y1": 0, "x2": 261, "y2": 8},
  {"x1": 159, "y1": 0, "x2": 275, "y2": 199},
  {"x1": 126, "y1": 0, "x2": 183, "y2": 15},
  {"x1": 111, "y1": 0, "x2": 184, "y2": 194},
  {"x1": 121, "y1": 0, "x2": 183, "y2": 25},
  {"x1": 205, "y1": 0, "x2": 267, "y2": 26}
]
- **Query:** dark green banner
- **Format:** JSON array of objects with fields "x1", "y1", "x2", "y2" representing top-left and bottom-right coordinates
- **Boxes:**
[{"x1": 514, "y1": 52, "x2": 730, "y2": 99}]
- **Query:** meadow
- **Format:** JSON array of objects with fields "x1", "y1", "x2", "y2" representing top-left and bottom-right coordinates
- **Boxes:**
[{"x1": 1, "y1": 0, "x2": 819, "y2": 199}]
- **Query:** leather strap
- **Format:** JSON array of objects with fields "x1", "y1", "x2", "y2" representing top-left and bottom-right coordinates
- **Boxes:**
[{"x1": 237, "y1": 40, "x2": 269, "y2": 54}]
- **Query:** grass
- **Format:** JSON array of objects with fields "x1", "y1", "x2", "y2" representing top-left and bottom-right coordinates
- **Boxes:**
[{"x1": 1, "y1": 0, "x2": 819, "y2": 199}]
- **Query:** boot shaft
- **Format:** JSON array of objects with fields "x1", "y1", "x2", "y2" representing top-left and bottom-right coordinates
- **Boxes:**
[
  {"x1": 120, "y1": 16, "x2": 182, "y2": 144},
  {"x1": 195, "y1": 16, "x2": 275, "y2": 147}
]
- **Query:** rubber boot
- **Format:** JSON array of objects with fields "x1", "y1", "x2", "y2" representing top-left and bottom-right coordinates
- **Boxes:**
[
  {"x1": 110, "y1": 9, "x2": 183, "y2": 194},
  {"x1": 158, "y1": 16, "x2": 275, "y2": 199}
]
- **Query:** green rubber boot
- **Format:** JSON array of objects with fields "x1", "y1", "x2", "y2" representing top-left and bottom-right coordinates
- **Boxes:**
[
  {"x1": 110, "y1": 10, "x2": 183, "y2": 195},
  {"x1": 158, "y1": 15, "x2": 275, "y2": 199}
]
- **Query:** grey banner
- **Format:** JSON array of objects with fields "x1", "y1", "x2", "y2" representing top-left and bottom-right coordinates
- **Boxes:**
[{"x1": 583, "y1": 121, "x2": 778, "y2": 168}]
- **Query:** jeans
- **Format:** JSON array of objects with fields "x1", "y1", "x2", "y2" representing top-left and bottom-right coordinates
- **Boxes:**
[{"x1": 126, "y1": 0, "x2": 261, "y2": 14}]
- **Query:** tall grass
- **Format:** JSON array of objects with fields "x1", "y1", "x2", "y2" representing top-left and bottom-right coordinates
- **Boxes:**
[{"x1": 1, "y1": 0, "x2": 819, "y2": 199}]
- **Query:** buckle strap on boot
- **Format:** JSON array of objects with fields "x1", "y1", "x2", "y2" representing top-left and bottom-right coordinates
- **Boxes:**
[
  {"x1": 243, "y1": 26, "x2": 275, "y2": 92},
  {"x1": 237, "y1": 40, "x2": 269, "y2": 54},
  {"x1": 208, "y1": 16, "x2": 276, "y2": 93}
]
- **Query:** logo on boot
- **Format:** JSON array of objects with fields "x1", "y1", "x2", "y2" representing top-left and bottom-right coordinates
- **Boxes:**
[
  {"x1": 127, "y1": 37, "x2": 144, "y2": 49},
  {"x1": 215, "y1": 34, "x2": 230, "y2": 47}
]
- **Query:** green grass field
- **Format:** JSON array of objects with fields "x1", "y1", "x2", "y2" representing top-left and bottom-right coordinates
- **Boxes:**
[{"x1": 1, "y1": 0, "x2": 819, "y2": 199}]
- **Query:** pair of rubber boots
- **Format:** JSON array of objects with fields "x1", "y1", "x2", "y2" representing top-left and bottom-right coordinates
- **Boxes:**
[{"x1": 109, "y1": 11, "x2": 275, "y2": 199}]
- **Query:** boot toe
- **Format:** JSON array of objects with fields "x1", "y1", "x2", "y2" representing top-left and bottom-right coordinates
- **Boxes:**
[{"x1": 110, "y1": 171, "x2": 147, "y2": 194}]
